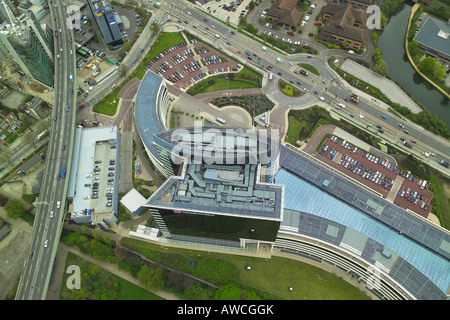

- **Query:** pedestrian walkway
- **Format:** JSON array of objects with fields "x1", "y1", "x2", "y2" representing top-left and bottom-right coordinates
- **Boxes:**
[
  {"x1": 60, "y1": 243, "x2": 180, "y2": 300},
  {"x1": 340, "y1": 59, "x2": 422, "y2": 114}
]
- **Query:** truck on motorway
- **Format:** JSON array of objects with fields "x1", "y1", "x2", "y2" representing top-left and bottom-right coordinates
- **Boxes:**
[
  {"x1": 440, "y1": 160, "x2": 449, "y2": 168},
  {"x1": 350, "y1": 94, "x2": 359, "y2": 103},
  {"x1": 403, "y1": 141, "x2": 412, "y2": 149},
  {"x1": 61, "y1": 168, "x2": 66, "y2": 179}
]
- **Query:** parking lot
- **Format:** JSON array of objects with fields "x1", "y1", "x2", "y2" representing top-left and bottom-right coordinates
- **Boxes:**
[
  {"x1": 145, "y1": 37, "x2": 240, "y2": 90},
  {"x1": 202, "y1": 0, "x2": 253, "y2": 26},
  {"x1": 316, "y1": 135, "x2": 432, "y2": 218},
  {"x1": 82, "y1": 142, "x2": 117, "y2": 214}
]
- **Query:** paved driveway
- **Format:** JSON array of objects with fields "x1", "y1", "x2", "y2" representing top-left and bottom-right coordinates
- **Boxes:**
[{"x1": 340, "y1": 59, "x2": 422, "y2": 114}]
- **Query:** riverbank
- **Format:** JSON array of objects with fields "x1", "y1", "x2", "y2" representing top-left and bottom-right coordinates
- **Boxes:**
[{"x1": 405, "y1": 3, "x2": 450, "y2": 101}]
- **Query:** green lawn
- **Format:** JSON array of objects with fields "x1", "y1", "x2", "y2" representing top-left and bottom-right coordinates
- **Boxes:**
[
  {"x1": 234, "y1": 256, "x2": 369, "y2": 300},
  {"x1": 93, "y1": 86, "x2": 123, "y2": 116},
  {"x1": 187, "y1": 67, "x2": 263, "y2": 95},
  {"x1": 117, "y1": 278, "x2": 165, "y2": 300},
  {"x1": 279, "y1": 79, "x2": 303, "y2": 97},
  {"x1": 121, "y1": 238, "x2": 369, "y2": 300},
  {"x1": 94, "y1": 32, "x2": 185, "y2": 116},
  {"x1": 299, "y1": 63, "x2": 320, "y2": 76},
  {"x1": 285, "y1": 116, "x2": 305, "y2": 146}
]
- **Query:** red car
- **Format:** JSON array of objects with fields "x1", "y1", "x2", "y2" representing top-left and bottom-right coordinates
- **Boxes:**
[
  {"x1": 29, "y1": 250, "x2": 34, "y2": 258},
  {"x1": 411, "y1": 140, "x2": 416, "y2": 143},
  {"x1": 237, "y1": 50, "x2": 241, "y2": 54}
]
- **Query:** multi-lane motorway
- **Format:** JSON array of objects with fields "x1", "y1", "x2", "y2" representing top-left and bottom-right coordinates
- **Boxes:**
[{"x1": 15, "y1": 1, "x2": 77, "y2": 300}]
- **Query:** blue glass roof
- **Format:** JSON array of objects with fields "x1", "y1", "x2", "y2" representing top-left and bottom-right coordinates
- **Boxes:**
[
  {"x1": 275, "y1": 168, "x2": 450, "y2": 294},
  {"x1": 135, "y1": 71, "x2": 165, "y2": 160}
]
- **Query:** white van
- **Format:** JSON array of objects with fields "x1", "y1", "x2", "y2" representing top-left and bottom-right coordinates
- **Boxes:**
[
  {"x1": 216, "y1": 117, "x2": 226, "y2": 124},
  {"x1": 348, "y1": 50, "x2": 355, "y2": 55},
  {"x1": 215, "y1": 34, "x2": 220, "y2": 38},
  {"x1": 269, "y1": 73, "x2": 273, "y2": 81},
  {"x1": 262, "y1": 46, "x2": 268, "y2": 51},
  {"x1": 276, "y1": 57, "x2": 283, "y2": 63}
]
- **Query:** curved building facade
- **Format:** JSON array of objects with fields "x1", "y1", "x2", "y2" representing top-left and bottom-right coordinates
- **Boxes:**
[{"x1": 135, "y1": 70, "x2": 171, "y2": 177}]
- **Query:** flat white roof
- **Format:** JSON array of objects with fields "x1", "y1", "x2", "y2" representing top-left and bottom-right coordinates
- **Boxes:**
[
  {"x1": 69, "y1": 126, "x2": 119, "y2": 220},
  {"x1": 120, "y1": 188, "x2": 147, "y2": 214}
]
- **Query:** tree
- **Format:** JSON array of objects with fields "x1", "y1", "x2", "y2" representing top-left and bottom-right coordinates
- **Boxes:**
[
  {"x1": 246, "y1": 23, "x2": 257, "y2": 35},
  {"x1": 150, "y1": 22, "x2": 159, "y2": 33},
  {"x1": 214, "y1": 284, "x2": 242, "y2": 300},
  {"x1": 122, "y1": 41, "x2": 131, "y2": 52},
  {"x1": 118, "y1": 64, "x2": 127, "y2": 77},
  {"x1": 372, "y1": 48, "x2": 383, "y2": 63},
  {"x1": 433, "y1": 67, "x2": 445, "y2": 79},
  {"x1": 245, "y1": 291, "x2": 261, "y2": 300},
  {"x1": 408, "y1": 41, "x2": 419, "y2": 56},
  {"x1": 418, "y1": 57, "x2": 435, "y2": 73},
  {"x1": 5, "y1": 199, "x2": 27, "y2": 219},
  {"x1": 374, "y1": 58, "x2": 388, "y2": 75},
  {"x1": 137, "y1": 264, "x2": 164, "y2": 291}
]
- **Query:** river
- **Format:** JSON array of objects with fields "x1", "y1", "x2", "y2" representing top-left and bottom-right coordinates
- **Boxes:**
[{"x1": 378, "y1": 3, "x2": 450, "y2": 128}]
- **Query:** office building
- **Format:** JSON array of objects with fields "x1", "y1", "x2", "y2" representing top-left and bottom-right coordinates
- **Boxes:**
[
  {"x1": 87, "y1": 0, "x2": 122, "y2": 46},
  {"x1": 318, "y1": 3, "x2": 368, "y2": 51},
  {"x1": 0, "y1": 10, "x2": 54, "y2": 87},
  {"x1": 145, "y1": 127, "x2": 284, "y2": 250}
]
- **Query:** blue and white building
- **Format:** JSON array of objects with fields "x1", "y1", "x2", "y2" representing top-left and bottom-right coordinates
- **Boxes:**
[{"x1": 133, "y1": 70, "x2": 450, "y2": 300}]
